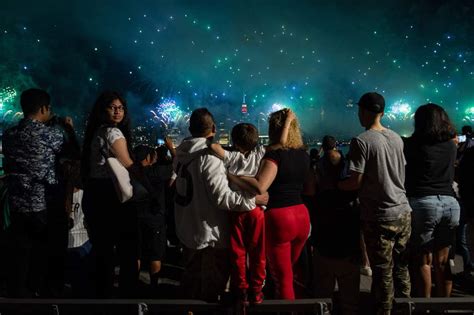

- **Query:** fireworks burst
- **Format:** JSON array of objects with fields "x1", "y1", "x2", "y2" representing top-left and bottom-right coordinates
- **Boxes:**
[
  {"x1": 0, "y1": 87, "x2": 17, "y2": 111},
  {"x1": 271, "y1": 103, "x2": 285, "y2": 112},
  {"x1": 464, "y1": 107, "x2": 474, "y2": 122},
  {"x1": 386, "y1": 100, "x2": 413, "y2": 121},
  {"x1": 2, "y1": 109, "x2": 23, "y2": 123},
  {"x1": 150, "y1": 99, "x2": 190, "y2": 132}
]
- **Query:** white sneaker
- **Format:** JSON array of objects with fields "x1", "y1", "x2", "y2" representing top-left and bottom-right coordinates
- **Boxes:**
[{"x1": 360, "y1": 266, "x2": 372, "y2": 277}]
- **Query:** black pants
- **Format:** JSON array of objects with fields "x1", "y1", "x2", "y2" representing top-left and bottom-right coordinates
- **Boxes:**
[
  {"x1": 83, "y1": 178, "x2": 139, "y2": 298},
  {"x1": 46, "y1": 203, "x2": 69, "y2": 297},
  {"x1": 6, "y1": 211, "x2": 48, "y2": 297}
]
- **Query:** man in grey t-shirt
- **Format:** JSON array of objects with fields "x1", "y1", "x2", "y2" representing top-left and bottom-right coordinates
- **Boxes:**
[{"x1": 339, "y1": 92, "x2": 411, "y2": 315}]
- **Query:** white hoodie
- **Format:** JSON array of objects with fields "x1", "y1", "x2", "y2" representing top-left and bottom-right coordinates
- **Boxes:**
[{"x1": 173, "y1": 137, "x2": 255, "y2": 250}]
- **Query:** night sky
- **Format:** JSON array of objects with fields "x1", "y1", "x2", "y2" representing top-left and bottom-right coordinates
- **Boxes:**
[{"x1": 1, "y1": 0, "x2": 474, "y2": 141}]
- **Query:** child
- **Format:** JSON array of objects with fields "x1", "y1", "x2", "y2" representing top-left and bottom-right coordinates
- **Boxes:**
[
  {"x1": 312, "y1": 136, "x2": 360, "y2": 314},
  {"x1": 65, "y1": 161, "x2": 92, "y2": 297},
  {"x1": 209, "y1": 110, "x2": 294, "y2": 305},
  {"x1": 132, "y1": 145, "x2": 166, "y2": 292}
]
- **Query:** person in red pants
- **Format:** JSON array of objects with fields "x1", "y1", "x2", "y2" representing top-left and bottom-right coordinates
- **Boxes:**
[
  {"x1": 210, "y1": 123, "x2": 267, "y2": 304},
  {"x1": 230, "y1": 206, "x2": 266, "y2": 303},
  {"x1": 210, "y1": 120, "x2": 292, "y2": 304},
  {"x1": 229, "y1": 109, "x2": 315, "y2": 300}
]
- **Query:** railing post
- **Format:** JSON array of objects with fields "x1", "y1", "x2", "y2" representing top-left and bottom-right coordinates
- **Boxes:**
[
  {"x1": 51, "y1": 304, "x2": 59, "y2": 315},
  {"x1": 394, "y1": 300, "x2": 414, "y2": 315},
  {"x1": 314, "y1": 301, "x2": 330, "y2": 315},
  {"x1": 407, "y1": 301, "x2": 414, "y2": 315},
  {"x1": 138, "y1": 302, "x2": 148, "y2": 315}
]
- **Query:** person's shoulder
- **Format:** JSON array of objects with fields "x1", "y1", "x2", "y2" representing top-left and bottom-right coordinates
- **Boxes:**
[
  {"x1": 296, "y1": 148, "x2": 310, "y2": 162},
  {"x1": 31, "y1": 121, "x2": 63, "y2": 141},
  {"x1": 200, "y1": 148, "x2": 222, "y2": 162},
  {"x1": 264, "y1": 147, "x2": 283, "y2": 157},
  {"x1": 249, "y1": 145, "x2": 266, "y2": 157},
  {"x1": 104, "y1": 126, "x2": 125, "y2": 143},
  {"x1": 385, "y1": 128, "x2": 402, "y2": 138},
  {"x1": 354, "y1": 130, "x2": 371, "y2": 141},
  {"x1": 47, "y1": 124, "x2": 64, "y2": 137},
  {"x1": 326, "y1": 150, "x2": 342, "y2": 164},
  {"x1": 350, "y1": 134, "x2": 367, "y2": 147},
  {"x1": 105, "y1": 126, "x2": 124, "y2": 135},
  {"x1": 199, "y1": 150, "x2": 225, "y2": 173}
]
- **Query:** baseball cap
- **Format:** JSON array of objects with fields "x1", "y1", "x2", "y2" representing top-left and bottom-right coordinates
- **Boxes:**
[{"x1": 357, "y1": 92, "x2": 385, "y2": 113}]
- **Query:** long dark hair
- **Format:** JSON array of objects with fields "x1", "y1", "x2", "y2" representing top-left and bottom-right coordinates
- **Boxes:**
[
  {"x1": 412, "y1": 103, "x2": 456, "y2": 144},
  {"x1": 81, "y1": 91, "x2": 132, "y2": 178}
]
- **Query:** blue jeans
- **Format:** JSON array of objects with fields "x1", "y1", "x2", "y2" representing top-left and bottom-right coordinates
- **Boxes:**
[{"x1": 409, "y1": 195, "x2": 460, "y2": 251}]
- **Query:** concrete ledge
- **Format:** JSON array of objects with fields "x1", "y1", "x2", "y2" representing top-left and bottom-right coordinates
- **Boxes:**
[
  {"x1": 0, "y1": 298, "x2": 332, "y2": 314},
  {"x1": 394, "y1": 297, "x2": 474, "y2": 314}
]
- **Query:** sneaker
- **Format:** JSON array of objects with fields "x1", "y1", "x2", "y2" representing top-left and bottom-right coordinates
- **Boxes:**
[
  {"x1": 249, "y1": 291, "x2": 264, "y2": 305},
  {"x1": 360, "y1": 266, "x2": 372, "y2": 277}
]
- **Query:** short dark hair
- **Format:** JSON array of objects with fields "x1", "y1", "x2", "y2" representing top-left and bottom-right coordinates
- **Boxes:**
[
  {"x1": 189, "y1": 108, "x2": 215, "y2": 137},
  {"x1": 231, "y1": 123, "x2": 258, "y2": 152},
  {"x1": 133, "y1": 145, "x2": 155, "y2": 163},
  {"x1": 322, "y1": 135, "x2": 337, "y2": 151},
  {"x1": 20, "y1": 88, "x2": 51, "y2": 116},
  {"x1": 413, "y1": 103, "x2": 456, "y2": 144},
  {"x1": 156, "y1": 145, "x2": 169, "y2": 160}
]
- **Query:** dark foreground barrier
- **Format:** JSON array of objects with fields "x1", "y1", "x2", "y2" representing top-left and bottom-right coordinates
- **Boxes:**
[
  {"x1": 248, "y1": 298, "x2": 331, "y2": 314},
  {"x1": 394, "y1": 297, "x2": 474, "y2": 315},
  {"x1": 0, "y1": 298, "x2": 332, "y2": 315}
]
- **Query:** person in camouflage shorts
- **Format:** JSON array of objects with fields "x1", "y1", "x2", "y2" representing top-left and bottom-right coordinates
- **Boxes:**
[
  {"x1": 339, "y1": 92, "x2": 412, "y2": 315},
  {"x1": 363, "y1": 212, "x2": 411, "y2": 310}
]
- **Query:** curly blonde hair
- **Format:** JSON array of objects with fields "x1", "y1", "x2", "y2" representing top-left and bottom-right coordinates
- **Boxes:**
[{"x1": 268, "y1": 109, "x2": 304, "y2": 149}]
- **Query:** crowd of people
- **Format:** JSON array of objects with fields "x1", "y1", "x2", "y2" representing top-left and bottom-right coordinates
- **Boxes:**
[{"x1": 0, "y1": 88, "x2": 473, "y2": 315}]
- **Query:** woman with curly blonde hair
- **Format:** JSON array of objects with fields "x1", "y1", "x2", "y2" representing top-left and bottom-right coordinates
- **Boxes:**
[
  {"x1": 232, "y1": 109, "x2": 314, "y2": 299},
  {"x1": 268, "y1": 109, "x2": 304, "y2": 149}
]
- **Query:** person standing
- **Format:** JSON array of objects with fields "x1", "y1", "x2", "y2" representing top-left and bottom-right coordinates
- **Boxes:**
[
  {"x1": 339, "y1": 92, "x2": 411, "y2": 315},
  {"x1": 3, "y1": 88, "x2": 67, "y2": 297},
  {"x1": 230, "y1": 109, "x2": 314, "y2": 300},
  {"x1": 404, "y1": 104, "x2": 459, "y2": 297},
  {"x1": 81, "y1": 91, "x2": 143, "y2": 297},
  {"x1": 173, "y1": 108, "x2": 258, "y2": 302},
  {"x1": 313, "y1": 135, "x2": 360, "y2": 315}
]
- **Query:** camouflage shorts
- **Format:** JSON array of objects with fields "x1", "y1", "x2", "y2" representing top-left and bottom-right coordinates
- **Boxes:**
[{"x1": 363, "y1": 212, "x2": 411, "y2": 312}]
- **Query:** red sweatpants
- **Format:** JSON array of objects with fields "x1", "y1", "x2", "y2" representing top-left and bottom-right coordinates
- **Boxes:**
[
  {"x1": 230, "y1": 207, "x2": 266, "y2": 294},
  {"x1": 265, "y1": 204, "x2": 310, "y2": 300}
]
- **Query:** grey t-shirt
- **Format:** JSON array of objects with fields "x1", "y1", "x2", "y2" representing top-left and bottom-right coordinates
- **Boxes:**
[{"x1": 348, "y1": 129, "x2": 411, "y2": 221}]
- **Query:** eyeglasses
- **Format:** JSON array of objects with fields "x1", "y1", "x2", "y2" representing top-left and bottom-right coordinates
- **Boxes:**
[{"x1": 107, "y1": 105, "x2": 125, "y2": 112}]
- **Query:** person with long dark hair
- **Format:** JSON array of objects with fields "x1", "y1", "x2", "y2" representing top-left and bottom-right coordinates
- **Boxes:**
[
  {"x1": 404, "y1": 103, "x2": 460, "y2": 297},
  {"x1": 81, "y1": 91, "x2": 139, "y2": 298}
]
